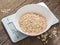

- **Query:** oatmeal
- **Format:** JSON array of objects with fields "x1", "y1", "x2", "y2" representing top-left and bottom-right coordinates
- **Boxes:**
[{"x1": 19, "y1": 12, "x2": 47, "y2": 34}]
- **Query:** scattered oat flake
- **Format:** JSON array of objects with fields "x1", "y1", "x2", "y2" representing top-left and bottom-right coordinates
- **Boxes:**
[
  {"x1": 49, "y1": 34, "x2": 53, "y2": 38},
  {"x1": 54, "y1": 27, "x2": 56, "y2": 29},
  {"x1": 54, "y1": 34, "x2": 57, "y2": 37},
  {"x1": 43, "y1": 40, "x2": 48, "y2": 44},
  {"x1": 45, "y1": 40, "x2": 48, "y2": 43},
  {"x1": 42, "y1": 39, "x2": 46, "y2": 41},
  {"x1": 37, "y1": 36, "x2": 40, "y2": 39},
  {"x1": 1, "y1": 9, "x2": 11, "y2": 13},
  {"x1": 52, "y1": 30, "x2": 57, "y2": 35},
  {"x1": 41, "y1": 34, "x2": 44, "y2": 38}
]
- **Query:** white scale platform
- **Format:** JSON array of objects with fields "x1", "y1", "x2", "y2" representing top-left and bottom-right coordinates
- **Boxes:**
[{"x1": 1, "y1": 2, "x2": 59, "y2": 43}]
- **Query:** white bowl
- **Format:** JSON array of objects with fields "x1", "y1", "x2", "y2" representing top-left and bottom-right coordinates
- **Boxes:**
[{"x1": 12, "y1": 4, "x2": 55, "y2": 36}]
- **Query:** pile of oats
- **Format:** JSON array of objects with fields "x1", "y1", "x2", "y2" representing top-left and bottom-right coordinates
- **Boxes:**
[
  {"x1": 37, "y1": 33, "x2": 48, "y2": 44},
  {"x1": 1, "y1": 9, "x2": 11, "y2": 13},
  {"x1": 37, "y1": 27, "x2": 57, "y2": 44}
]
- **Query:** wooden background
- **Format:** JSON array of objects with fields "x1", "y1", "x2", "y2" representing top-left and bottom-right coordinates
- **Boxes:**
[{"x1": 0, "y1": 0, "x2": 60, "y2": 45}]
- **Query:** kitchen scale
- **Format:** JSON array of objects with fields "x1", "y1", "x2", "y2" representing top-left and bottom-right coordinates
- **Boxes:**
[{"x1": 1, "y1": 2, "x2": 59, "y2": 43}]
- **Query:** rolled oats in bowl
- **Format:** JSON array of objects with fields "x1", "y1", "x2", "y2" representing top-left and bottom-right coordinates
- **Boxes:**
[{"x1": 19, "y1": 12, "x2": 47, "y2": 34}]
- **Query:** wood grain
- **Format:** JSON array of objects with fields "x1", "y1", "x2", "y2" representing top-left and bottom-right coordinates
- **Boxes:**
[{"x1": 0, "y1": 0, "x2": 60, "y2": 45}]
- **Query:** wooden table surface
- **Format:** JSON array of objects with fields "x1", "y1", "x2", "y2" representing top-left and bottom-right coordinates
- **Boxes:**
[{"x1": 0, "y1": 0, "x2": 60, "y2": 45}]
